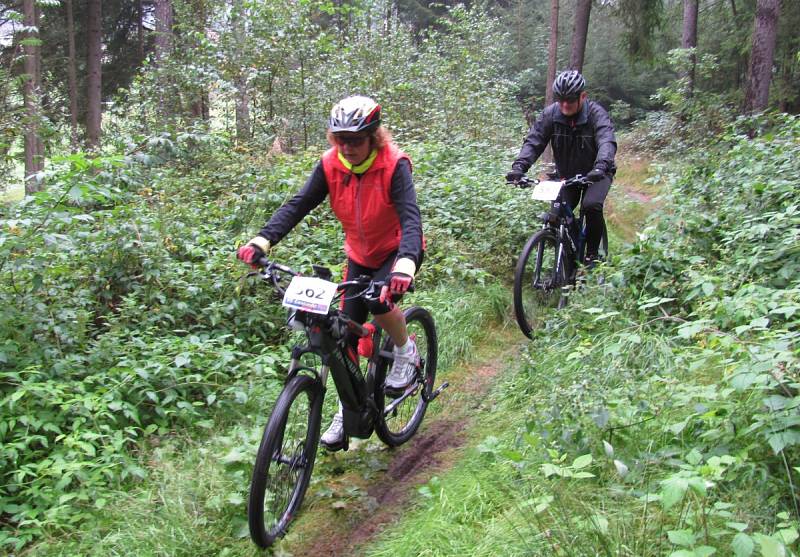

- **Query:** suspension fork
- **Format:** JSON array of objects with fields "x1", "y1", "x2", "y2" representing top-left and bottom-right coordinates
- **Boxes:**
[{"x1": 555, "y1": 225, "x2": 568, "y2": 280}]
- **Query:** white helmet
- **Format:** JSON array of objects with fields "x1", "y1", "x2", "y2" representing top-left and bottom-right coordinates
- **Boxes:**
[{"x1": 328, "y1": 95, "x2": 381, "y2": 133}]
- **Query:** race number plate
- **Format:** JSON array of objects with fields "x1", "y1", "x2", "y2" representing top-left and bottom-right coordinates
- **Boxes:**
[
  {"x1": 282, "y1": 276, "x2": 337, "y2": 315},
  {"x1": 531, "y1": 180, "x2": 563, "y2": 201}
]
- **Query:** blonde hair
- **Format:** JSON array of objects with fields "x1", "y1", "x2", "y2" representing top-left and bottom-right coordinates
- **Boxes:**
[{"x1": 326, "y1": 125, "x2": 393, "y2": 150}]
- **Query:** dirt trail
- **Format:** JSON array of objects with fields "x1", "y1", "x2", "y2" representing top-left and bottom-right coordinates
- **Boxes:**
[
  {"x1": 279, "y1": 328, "x2": 521, "y2": 557},
  {"x1": 275, "y1": 148, "x2": 657, "y2": 557}
]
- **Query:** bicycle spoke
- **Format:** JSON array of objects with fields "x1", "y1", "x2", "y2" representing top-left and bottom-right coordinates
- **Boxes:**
[
  {"x1": 514, "y1": 230, "x2": 568, "y2": 338},
  {"x1": 249, "y1": 374, "x2": 321, "y2": 548},
  {"x1": 375, "y1": 307, "x2": 437, "y2": 447}
]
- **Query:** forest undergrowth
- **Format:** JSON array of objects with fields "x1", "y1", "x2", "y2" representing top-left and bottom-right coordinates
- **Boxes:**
[
  {"x1": 366, "y1": 116, "x2": 800, "y2": 557},
  {"x1": 3, "y1": 112, "x2": 799, "y2": 557}
]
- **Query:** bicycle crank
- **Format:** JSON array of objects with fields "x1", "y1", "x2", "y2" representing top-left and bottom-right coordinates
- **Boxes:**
[{"x1": 424, "y1": 381, "x2": 449, "y2": 402}]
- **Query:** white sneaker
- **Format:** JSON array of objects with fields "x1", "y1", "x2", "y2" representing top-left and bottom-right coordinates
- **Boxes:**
[
  {"x1": 320, "y1": 408, "x2": 344, "y2": 448},
  {"x1": 385, "y1": 339, "x2": 419, "y2": 392}
]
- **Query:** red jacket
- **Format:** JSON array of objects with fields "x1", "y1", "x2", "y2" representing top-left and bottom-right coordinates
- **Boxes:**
[{"x1": 321, "y1": 144, "x2": 411, "y2": 268}]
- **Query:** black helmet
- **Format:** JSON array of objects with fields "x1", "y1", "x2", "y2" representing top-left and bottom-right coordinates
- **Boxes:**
[
  {"x1": 553, "y1": 70, "x2": 586, "y2": 99},
  {"x1": 328, "y1": 95, "x2": 381, "y2": 133}
]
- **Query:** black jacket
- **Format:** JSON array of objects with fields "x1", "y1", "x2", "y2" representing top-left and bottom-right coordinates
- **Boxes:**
[{"x1": 512, "y1": 100, "x2": 617, "y2": 179}]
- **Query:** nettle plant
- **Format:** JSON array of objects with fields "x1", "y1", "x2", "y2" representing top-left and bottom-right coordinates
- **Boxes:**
[
  {"x1": 0, "y1": 136, "x2": 342, "y2": 549},
  {"x1": 494, "y1": 113, "x2": 800, "y2": 556}
]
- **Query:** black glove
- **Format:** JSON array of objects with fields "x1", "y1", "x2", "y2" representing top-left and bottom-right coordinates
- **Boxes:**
[
  {"x1": 586, "y1": 168, "x2": 606, "y2": 182},
  {"x1": 505, "y1": 169, "x2": 525, "y2": 184}
]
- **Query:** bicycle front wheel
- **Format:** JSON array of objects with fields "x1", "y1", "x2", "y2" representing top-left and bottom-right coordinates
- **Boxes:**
[
  {"x1": 513, "y1": 229, "x2": 570, "y2": 338},
  {"x1": 248, "y1": 374, "x2": 323, "y2": 549},
  {"x1": 374, "y1": 306, "x2": 438, "y2": 447}
]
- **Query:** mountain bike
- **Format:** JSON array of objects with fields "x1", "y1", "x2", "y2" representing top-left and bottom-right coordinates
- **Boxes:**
[
  {"x1": 511, "y1": 175, "x2": 609, "y2": 338},
  {"x1": 246, "y1": 257, "x2": 447, "y2": 549}
]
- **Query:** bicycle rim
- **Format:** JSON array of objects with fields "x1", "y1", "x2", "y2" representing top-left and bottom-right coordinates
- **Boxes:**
[
  {"x1": 513, "y1": 230, "x2": 566, "y2": 338},
  {"x1": 248, "y1": 374, "x2": 322, "y2": 548},
  {"x1": 374, "y1": 306, "x2": 438, "y2": 447}
]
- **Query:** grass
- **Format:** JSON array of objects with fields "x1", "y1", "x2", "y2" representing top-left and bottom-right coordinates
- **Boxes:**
[
  {"x1": 606, "y1": 140, "x2": 659, "y2": 243},
  {"x1": 22, "y1": 280, "x2": 510, "y2": 557}
]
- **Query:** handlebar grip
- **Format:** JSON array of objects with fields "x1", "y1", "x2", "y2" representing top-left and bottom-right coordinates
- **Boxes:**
[{"x1": 508, "y1": 177, "x2": 537, "y2": 189}]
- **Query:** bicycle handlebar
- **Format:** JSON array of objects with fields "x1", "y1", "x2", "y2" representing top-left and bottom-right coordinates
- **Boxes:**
[
  {"x1": 250, "y1": 256, "x2": 401, "y2": 304},
  {"x1": 506, "y1": 174, "x2": 593, "y2": 190}
]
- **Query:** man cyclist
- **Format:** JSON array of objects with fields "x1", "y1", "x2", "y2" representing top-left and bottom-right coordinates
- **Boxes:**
[
  {"x1": 237, "y1": 95, "x2": 424, "y2": 450},
  {"x1": 506, "y1": 70, "x2": 617, "y2": 266}
]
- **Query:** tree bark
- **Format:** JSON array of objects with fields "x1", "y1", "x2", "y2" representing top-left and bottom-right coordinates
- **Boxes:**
[
  {"x1": 86, "y1": 0, "x2": 102, "y2": 150},
  {"x1": 542, "y1": 0, "x2": 559, "y2": 165},
  {"x1": 22, "y1": 0, "x2": 44, "y2": 192},
  {"x1": 138, "y1": 0, "x2": 145, "y2": 62},
  {"x1": 680, "y1": 0, "x2": 699, "y2": 97},
  {"x1": 232, "y1": 0, "x2": 251, "y2": 142},
  {"x1": 189, "y1": 0, "x2": 210, "y2": 121},
  {"x1": 154, "y1": 0, "x2": 174, "y2": 119},
  {"x1": 569, "y1": 0, "x2": 591, "y2": 72},
  {"x1": 743, "y1": 0, "x2": 780, "y2": 113},
  {"x1": 154, "y1": 0, "x2": 174, "y2": 64},
  {"x1": 546, "y1": 0, "x2": 559, "y2": 108},
  {"x1": 235, "y1": 74, "x2": 251, "y2": 142},
  {"x1": 65, "y1": 0, "x2": 79, "y2": 150}
]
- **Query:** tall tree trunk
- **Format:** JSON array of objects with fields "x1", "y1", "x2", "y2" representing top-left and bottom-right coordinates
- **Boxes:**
[
  {"x1": 569, "y1": 0, "x2": 591, "y2": 71},
  {"x1": 546, "y1": 0, "x2": 559, "y2": 108},
  {"x1": 65, "y1": 0, "x2": 79, "y2": 150},
  {"x1": 235, "y1": 74, "x2": 251, "y2": 142},
  {"x1": 138, "y1": 0, "x2": 145, "y2": 62},
  {"x1": 680, "y1": 0, "x2": 698, "y2": 97},
  {"x1": 300, "y1": 55, "x2": 307, "y2": 150},
  {"x1": 86, "y1": 0, "x2": 102, "y2": 150},
  {"x1": 542, "y1": 0, "x2": 559, "y2": 165},
  {"x1": 154, "y1": 0, "x2": 174, "y2": 119},
  {"x1": 743, "y1": 0, "x2": 780, "y2": 113},
  {"x1": 154, "y1": 0, "x2": 174, "y2": 62},
  {"x1": 189, "y1": 0, "x2": 210, "y2": 122},
  {"x1": 190, "y1": 93, "x2": 210, "y2": 120},
  {"x1": 22, "y1": 0, "x2": 44, "y2": 192},
  {"x1": 232, "y1": 0, "x2": 251, "y2": 142}
]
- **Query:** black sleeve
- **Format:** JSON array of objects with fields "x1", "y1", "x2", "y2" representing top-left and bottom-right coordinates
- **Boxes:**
[
  {"x1": 389, "y1": 159, "x2": 424, "y2": 267},
  {"x1": 591, "y1": 103, "x2": 617, "y2": 175},
  {"x1": 512, "y1": 105, "x2": 555, "y2": 173},
  {"x1": 257, "y1": 162, "x2": 329, "y2": 245}
]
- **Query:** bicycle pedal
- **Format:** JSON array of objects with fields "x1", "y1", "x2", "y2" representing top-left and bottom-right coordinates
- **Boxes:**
[
  {"x1": 320, "y1": 438, "x2": 347, "y2": 452},
  {"x1": 383, "y1": 380, "x2": 419, "y2": 398},
  {"x1": 382, "y1": 384, "x2": 406, "y2": 398}
]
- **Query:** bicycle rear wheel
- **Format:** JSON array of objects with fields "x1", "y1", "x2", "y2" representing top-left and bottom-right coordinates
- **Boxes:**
[
  {"x1": 513, "y1": 229, "x2": 571, "y2": 339},
  {"x1": 248, "y1": 374, "x2": 322, "y2": 549},
  {"x1": 374, "y1": 306, "x2": 438, "y2": 447}
]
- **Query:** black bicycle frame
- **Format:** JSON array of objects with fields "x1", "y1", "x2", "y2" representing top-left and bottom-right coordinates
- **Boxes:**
[{"x1": 284, "y1": 309, "x2": 383, "y2": 439}]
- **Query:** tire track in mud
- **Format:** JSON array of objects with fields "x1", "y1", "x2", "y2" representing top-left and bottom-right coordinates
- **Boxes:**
[{"x1": 284, "y1": 335, "x2": 521, "y2": 557}]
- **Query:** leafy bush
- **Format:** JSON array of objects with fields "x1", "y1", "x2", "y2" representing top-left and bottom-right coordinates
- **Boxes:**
[
  {"x1": 0, "y1": 124, "x2": 530, "y2": 549},
  {"x1": 492, "y1": 112, "x2": 800, "y2": 555}
]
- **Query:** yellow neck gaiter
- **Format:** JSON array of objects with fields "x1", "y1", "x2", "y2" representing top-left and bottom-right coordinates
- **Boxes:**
[{"x1": 338, "y1": 149, "x2": 378, "y2": 174}]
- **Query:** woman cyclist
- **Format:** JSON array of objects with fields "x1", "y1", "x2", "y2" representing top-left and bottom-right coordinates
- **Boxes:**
[{"x1": 237, "y1": 95, "x2": 424, "y2": 450}]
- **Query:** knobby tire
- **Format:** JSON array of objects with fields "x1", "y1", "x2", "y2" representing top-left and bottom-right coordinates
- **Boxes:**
[
  {"x1": 374, "y1": 306, "x2": 438, "y2": 447},
  {"x1": 513, "y1": 229, "x2": 571, "y2": 339},
  {"x1": 248, "y1": 374, "x2": 323, "y2": 549}
]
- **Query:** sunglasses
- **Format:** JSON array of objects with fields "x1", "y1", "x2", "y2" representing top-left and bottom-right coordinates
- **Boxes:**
[
  {"x1": 556, "y1": 96, "x2": 580, "y2": 104},
  {"x1": 334, "y1": 134, "x2": 370, "y2": 147}
]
